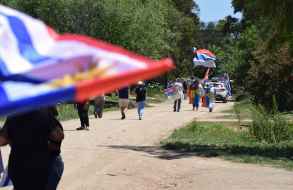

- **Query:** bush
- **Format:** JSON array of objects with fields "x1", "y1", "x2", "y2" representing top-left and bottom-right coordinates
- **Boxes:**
[{"x1": 250, "y1": 98, "x2": 290, "y2": 143}]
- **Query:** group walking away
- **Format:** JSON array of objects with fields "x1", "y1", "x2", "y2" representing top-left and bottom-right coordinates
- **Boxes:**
[
  {"x1": 118, "y1": 81, "x2": 147, "y2": 120},
  {"x1": 169, "y1": 77, "x2": 216, "y2": 112},
  {"x1": 187, "y1": 78, "x2": 216, "y2": 112},
  {"x1": 75, "y1": 94, "x2": 105, "y2": 131},
  {"x1": 75, "y1": 81, "x2": 147, "y2": 129},
  {"x1": 0, "y1": 107, "x2": 64, "y2": 190}
]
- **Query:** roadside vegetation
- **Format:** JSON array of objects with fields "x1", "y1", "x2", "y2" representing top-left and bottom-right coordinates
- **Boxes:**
[
  {"x1": 162, "y1": 98, "x2": 293, "y2": 170},
  {"x1": 162, "y1": 122, "x2": 293, "y2": 170}
]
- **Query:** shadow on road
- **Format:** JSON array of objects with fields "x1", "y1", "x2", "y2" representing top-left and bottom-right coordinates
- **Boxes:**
[
  {"x1": 104, "y1": 145, "x2": 198, "y2": 160},
  {"x1": 104, "y1": 143, "x2": 293, "y2": 161}
]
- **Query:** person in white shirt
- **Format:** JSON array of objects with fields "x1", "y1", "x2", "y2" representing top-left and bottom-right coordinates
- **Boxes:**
[{"x1": 173, "y1": 78, "x2": 184, "y2": 112}]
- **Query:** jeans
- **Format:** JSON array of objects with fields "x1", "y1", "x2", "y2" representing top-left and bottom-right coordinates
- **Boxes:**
[
  {"x1": 95, "y1": 100, "x2": 105, "y2": 118},
  {"x1": 137, "y1": 101, "x2": 145, "y2": 118},
  {"x1": 173, "y1": 99, "x2": 181, "y2": 112},
  {"x1": 47, "y1": 155, "x2": 64, "y2": 190},
  {"x1": 193, "y1": 95, "x2": 200, "y2": 109}
]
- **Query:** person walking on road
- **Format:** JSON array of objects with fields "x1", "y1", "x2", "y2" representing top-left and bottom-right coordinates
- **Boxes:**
[
  {"x1": 183, "y1": 80, "x2": 188, "y2": 100},
  {"x1": 135, "y1": 81, "x2": 146, "y2": 120},
  {"x1": 192, "y1": 80, "x2": 204, "y2": 111},
  {"x1": 118, "y1": 87, "x2": 129, "y2": 120},
  {"x1": 76, "y1": 101, "x2": 90, "y2": 130},
  {"x1": 94, "y1": 94, "x2": 105, "y2": 119},
  {"x1": 206, "y1": 84, "x2": 216, "y2": 112},
  {"x1": 173, "y1": 78, "x2": 184, "y2": 112}
]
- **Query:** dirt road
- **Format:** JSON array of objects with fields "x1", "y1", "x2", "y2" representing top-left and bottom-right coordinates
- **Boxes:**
[{"x1": 2, "y1": 101, "x2": 293, "y2": 190}]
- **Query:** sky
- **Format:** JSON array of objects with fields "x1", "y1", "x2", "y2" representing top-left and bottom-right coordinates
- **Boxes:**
[{"x1": 196, "y1": 0, "x2": 242, "y2": 23}]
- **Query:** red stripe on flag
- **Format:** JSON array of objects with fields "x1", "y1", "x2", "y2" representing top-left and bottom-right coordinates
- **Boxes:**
[{"x1": 75, "y1": 59, "x2": 174, "y2": 102}]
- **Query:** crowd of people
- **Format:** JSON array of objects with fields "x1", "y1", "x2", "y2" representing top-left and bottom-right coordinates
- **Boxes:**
[
  {"x1": 73, "y1": 81, "x2": 147, "y2": 130},
  {"x1": 168, "y1": 77, "x2": 216, "y2": 113}
]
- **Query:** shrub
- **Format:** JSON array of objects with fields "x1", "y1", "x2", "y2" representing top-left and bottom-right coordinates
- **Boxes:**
[{"x1": 249, "y1": 98, "x2": 290, "y2": 143}]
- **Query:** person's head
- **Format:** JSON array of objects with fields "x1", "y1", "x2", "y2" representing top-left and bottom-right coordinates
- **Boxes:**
[{"x1": 137, "y1": 81, "x2": 144, "y2": 86}]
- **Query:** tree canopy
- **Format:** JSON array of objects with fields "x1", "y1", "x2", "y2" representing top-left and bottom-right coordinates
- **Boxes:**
[
  {"x1": 0, "y1": 0, "x2": 200, "y2": 79},
  {"x1": 205, "y1": 0, "x2": 293, "y2": 111}
]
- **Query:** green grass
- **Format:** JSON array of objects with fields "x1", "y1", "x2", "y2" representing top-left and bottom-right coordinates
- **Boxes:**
[
  {"x1": 146, "y1": 86, "x2": 166, "y2": 103},
  {"x1": 56, "y1": 103, "x2": 117, "y2": 121},
  {"x1": 162, "y1": 122, "x2": 293, "y2": 170}
]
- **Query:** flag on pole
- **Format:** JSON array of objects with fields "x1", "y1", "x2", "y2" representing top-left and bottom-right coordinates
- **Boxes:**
[
  {"x1": 0, "y1": 5, "x2": 174, "y2": 116},
  {"x1": 193, "y1": 49, "x2": 216, "y2": 68}
]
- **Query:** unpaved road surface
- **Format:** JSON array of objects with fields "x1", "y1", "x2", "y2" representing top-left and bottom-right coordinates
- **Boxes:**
[{"x1": 2, "y1": 101, "x2": 293, "y2": 190}]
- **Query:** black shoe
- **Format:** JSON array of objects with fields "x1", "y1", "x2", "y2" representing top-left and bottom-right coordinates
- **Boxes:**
[
  {"x1": 98, "y1": 112, "x2": 103, "y2": 118},
  {"x1": 94, "y1": 112, "x2": 97, "y2": 118},
  {"x1": 121, "y1": 113, "x2": 126, "y2": 120},
  {"x1": 76, "y1": 126, "x2": 85, "y2": 130}
]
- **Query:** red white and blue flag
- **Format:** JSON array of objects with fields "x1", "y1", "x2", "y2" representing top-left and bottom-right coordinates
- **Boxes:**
[
  {"x1": 0, "y1": 5, "x2": 174, "y2": 116},
  {"x1": 192, "y1": 48, "x2": 216, "y2": 68}
]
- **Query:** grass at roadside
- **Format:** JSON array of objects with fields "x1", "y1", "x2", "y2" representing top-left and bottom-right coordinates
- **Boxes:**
[
  {"x1": 56, "y1": 103, "x2": 117, "y2": 121},
  {"x1": 161, "y1": 122, "x2": 293, "y2": 170}
]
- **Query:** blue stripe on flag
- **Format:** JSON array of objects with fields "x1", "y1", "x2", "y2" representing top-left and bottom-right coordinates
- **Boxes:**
[
  {"x1": 0, "y1": 83, "x2": 75, "y2": 116},
  {"x1": 0, "y1": 12, "x2": 54, "y2": 65},
  {"x1": 1, "y1": 74, "x2": 45, "y2": 83}
]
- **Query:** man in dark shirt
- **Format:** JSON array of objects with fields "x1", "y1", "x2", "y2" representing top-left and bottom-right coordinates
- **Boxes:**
[
  {"x1": 118, "y1": 87, "x2": 129, "y2": 120},
  {"x1": 0, "y1": 108, "x2": 64, "y2": 190},
  {"x1": 135, "y1": 81, "x2": 146, "y2": 120},
  {"x1": 76, "y1": 101, "x2": 90, "y2": 130}
]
